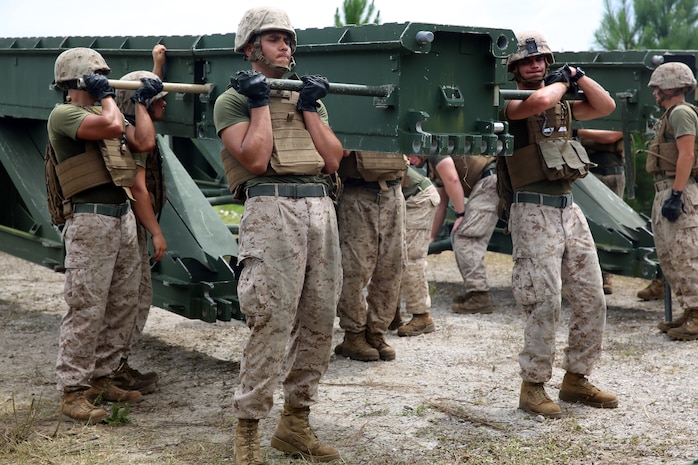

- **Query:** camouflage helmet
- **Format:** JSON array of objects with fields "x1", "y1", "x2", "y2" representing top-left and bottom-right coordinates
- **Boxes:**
[
  {"x1": 648, "y1": 62, "x2": 697, "y2": 91},
  {"x1": 506, "y1": 31, "x2": 555, "y2": 72},
  {"x1": 234, "y1": 7, "x2": 297, "y2": 54},
  {"x1": 54, "y1": 47, "x2": 111, "y2": 90},
  {"x1": 115, "y1": 70, "x2": 168, "y2": 116}
]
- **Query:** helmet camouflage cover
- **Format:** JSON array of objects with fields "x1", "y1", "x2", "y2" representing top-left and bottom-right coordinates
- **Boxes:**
[
  {"x1": 235, "y1": 7, "x2": 297, "y2": 54},
  {"x1": 115, "y1": 70, "x2": 168, "y2": 116},
  {"x1": 54, "y1": 47, "x2": 111, "y2": 90},
  {"x1": 648, "y1": 61, "x2": 697, "y2": 91},
  {"x1": 507, "y1": 31, "x2": 554, "y2": 72}
]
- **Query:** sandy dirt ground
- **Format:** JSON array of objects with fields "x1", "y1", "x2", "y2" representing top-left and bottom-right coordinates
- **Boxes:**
[{"x1": 1, "y1": 249, "x2": 697, "y2": 465}]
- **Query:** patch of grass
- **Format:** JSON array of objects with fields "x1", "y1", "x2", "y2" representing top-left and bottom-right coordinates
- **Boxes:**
[
  {"x1": 216, "y1": 204, "x2": 244, "y2": 225},
  {"x1": 0, "y1": 395, "x2": 41, "y2": 449},
  {"x1": 104, "y1": 402, "x2": 132, "y2": 426}
]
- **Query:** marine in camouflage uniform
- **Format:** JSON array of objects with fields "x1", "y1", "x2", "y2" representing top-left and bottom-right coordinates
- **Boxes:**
[
  {"x1": 49, "y1": 48, "x2": 157, "y2": 423},
  {"x1": 393, "y1": 164, "x2": 440, "y2": 337},
  {"x1": 213, "y1": 7, "x2": 343, "y2": 464},
  {"x1": 644, "y1": 62, "x2": 698, "y2": 340},
  {"x1": 114, "y1": 62, "x2": 170, "y2": 395},
  {"x1": 499, "y1": 31, "x2": 618, "y2": 418},
  {"x1": 430, "y1": 155, "x2": 499, "y2": 314},
  {"x1": 334, "y1": 150, "x2": 407, "y2": 362}
]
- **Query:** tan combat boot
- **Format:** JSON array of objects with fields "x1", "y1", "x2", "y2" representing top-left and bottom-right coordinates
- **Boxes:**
[
  {"x1": 637, "y1": 278, "x2": 665, "y2": 301},
  {"x1": 234, "y1": 419, "x2": 264, "y2": 465},
  {"x1": 602, "y1": 272, "x2": 613, "y2": 295},
  {"x1": 334, "y1": 331, "x2": 379, "y2": 362},
  {"x1": 397, "y1": 313, "x2": 435, "y2": 337},
  {"x1": 365, "y1": 331, "x2": 396, "y2": 361},
  {"x1": 519, "y1": 382, "x2": 562, "y2": 418},
  {"x1": 667, "y1": 308, "x2": 698, "y2": 341},
  {"x1": 60, "y1": 390, "x2": 108, "y2": 424},
  {"x1": 452, "y1": 291, "x2": 494, "y2": 314},
  {"x1": 113, "y1": 358, "x2": 159, "y2": 394},
  {"x1": 85, "y1": 376, "x2": 143, "y2": 404},
  {"x1": 389, "y1": 307, "x2": 404, "y2": 331},
  {"x1": 270, "y1": 405, "x2": 340, "y2": 462},
  {"x1": 657, "y1": 308, "x2": 691, "y2": 333},
  {"x1": 559, "y1": 372, "x2": 618, "y2": 408}
]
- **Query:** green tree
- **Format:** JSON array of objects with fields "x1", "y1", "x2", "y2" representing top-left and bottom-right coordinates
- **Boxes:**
[
  {"x1": 594, "y1": 0, "x2": 698, "y2": 50},
  {"x1": 334, "y1": 0, "x2": 381, "y2": 27}
]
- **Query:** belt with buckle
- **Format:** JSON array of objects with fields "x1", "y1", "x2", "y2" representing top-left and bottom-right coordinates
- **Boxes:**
[
  {"x1": 72, "y1": 202, "x2": 130, "y2": 217},
  {"x1": 514, "y1": 192, "x2": 573, "y2": 208},
  {"x1": 246, "y1": 183, "x2": 328, "y2": 198}
]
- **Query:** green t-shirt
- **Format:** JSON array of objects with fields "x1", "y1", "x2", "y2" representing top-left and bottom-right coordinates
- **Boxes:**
[
  {"x1": 47, "y1": 103, "x2": 126, "y2": 204},
  {"x1": 667, "y1": 104, "x2": 698, "y2": 141}
]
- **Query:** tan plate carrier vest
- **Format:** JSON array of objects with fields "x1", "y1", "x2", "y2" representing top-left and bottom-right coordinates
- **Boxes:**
[
  {"x1": 220, "y1": 89, "x2": 325, "y2": 200},
  {"x1": 338, "y1": 151, "x2": 408, "y2": 191},
  {"x1": 505, "y1": 101, "x2": 594, "y2": 190},
  {"x1": 45, "y1": 130, "x2": 138, "y2": 225},
  {"x1": 646, "y1": 102, "x2": 698, "y2": 177}
]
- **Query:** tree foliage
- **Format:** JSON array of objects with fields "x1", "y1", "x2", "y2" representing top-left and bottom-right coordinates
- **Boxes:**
[
  {"x1": 334, "y1": 0, "x2": 381, "y2": 27},
  {"x1": 594, "y1": 0, "x2": 698, "y2": 50}
]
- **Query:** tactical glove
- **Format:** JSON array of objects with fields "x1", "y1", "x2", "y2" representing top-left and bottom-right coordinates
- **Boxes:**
[
  {"x1": 131, "y1": 77, "x2": 164, "y2": 108},
  {"x1": 544, "y1": 64, "x2": 578, "y2": 97},
  {"x1": 661, "y1": 190, "x2": 683, "y2": 222},
  {"x1": 82, "y1": 73, "x2": 115, "y2": 101},
  {"x1": 230, "y1": 70, "x2": 270, "y2": 108},
  {"x1": 297, "y1": 75, "x2": 329, "y2": 112}
]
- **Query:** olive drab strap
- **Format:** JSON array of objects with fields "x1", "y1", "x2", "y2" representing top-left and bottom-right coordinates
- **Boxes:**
[
  {"x1": 44, "y1": 143, "x2": 71, "y2": 226},
  {"x1": 645, "y1": 102, "x2": 698, "y2": 176},
  {"x1": 145, "y1": 144, "x2": 166, "y2": 215},
  {"x1": 268, "y1": 89, "x2": 325, "y2": 175}
]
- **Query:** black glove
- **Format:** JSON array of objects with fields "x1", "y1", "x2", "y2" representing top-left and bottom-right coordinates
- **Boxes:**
[
  {"x1": 544, "y1": 64, "x2": 579, "y2": 97},
  {"x1": 230, "y1": 70, "x2": 269, "y2": 108},
  {"x1": 131, "y1": 77, "x2": 164, "y2": 108},
  {"x1": 297, "y1": 75, "x2": 329, "y2": 112},
  {"x1": 662, "y1": 190, "x2": 683, "y2": 222},
  {"x1": 82, "y1": 73, "x2": 115, "y2": 101}
]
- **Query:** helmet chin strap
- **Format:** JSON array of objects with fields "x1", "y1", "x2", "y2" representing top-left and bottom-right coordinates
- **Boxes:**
[
  {"x1": 248, "y1": 40, "x2": 295, "y2": 73},
  {"x1": 656, "y1": 88, "x2": 685, "y2": 105}
]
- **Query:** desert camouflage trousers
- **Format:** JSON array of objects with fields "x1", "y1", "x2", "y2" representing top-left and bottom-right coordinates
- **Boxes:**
[
  {"x1": 232, "y1": 196, "x2": 341, "y2": 419},
  {"x1": 652, "y1": 181, "x2": 698, "y2": 309},
  {"x1": 509, "y1": 201, "x2": 606, "y2": 383},
  {"x1": 337, "y1": 183, "x2": 405, "y2": 334},
  {"x1": 56, "y1": 210, "x2": 140, "y2": 392},
  {"x1": 400, "y1": 184, "x2": 440, "y2": 315},
  {"x1": 452, "y1": 175, "x2": 499, "y2": 293},
  {"x1": 125, "y1": 223, "x2": 153, "y2": 355}
]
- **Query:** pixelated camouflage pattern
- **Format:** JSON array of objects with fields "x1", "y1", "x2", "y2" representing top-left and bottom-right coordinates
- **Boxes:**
[
  {"x1": 452, "y1": 174, "x2": 499, "y2": 293},
  {"x1": 400, "y1": 184, "x2": 440, "y2": 315},
  {"x1": 652, "y1": 182, "x2": 698, "y2": 309},
  {"x1": 648, "y1": 62, "x2": 697, "y2": 91},
  {"x1": 115, "y1": 70, "x2": 167, "y2": 117},
  {"x1": 337, "y1": 184, "x2": 405, "y2": 334},
  {"x1": 235, "y1": 7, "x2": 297, "y2": 54},
  {"x1": 507, "y1": 31, "x2": 554, "y2": 72},
  {"x1": 56, "y1": 210, "x2": 140, "y2": 392},
  {"x1": 508, "y1": 201, "x2": 606, "y2": 383},
  {"x1": 232, "y1": 195, "x2": 341, "y2": 418},
  {"x1": 54, "y1": 47, "x2": 110, "y2": 90}
]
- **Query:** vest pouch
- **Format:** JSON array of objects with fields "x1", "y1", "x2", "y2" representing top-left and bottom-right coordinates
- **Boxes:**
[
  {"x1": 537, "y1": 138, "x2": 593, "y2": 181},
  {"x1": 98, "y1": 138, "x2": 137, "y2": 188},
  {"x1": 355, "y1": 151, "x2": 408, "y2": 182}
]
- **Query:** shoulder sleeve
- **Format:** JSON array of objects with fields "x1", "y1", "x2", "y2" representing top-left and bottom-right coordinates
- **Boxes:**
[
  {"x1": 213, "y1": 88, "x2": 250, "y2": 135},
  {"x1": 669, "y1": 105, "x2": 698, "y2": 139},
  {"x1": 47, "y1": 104, "x2": 89, "y2": 140}
]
